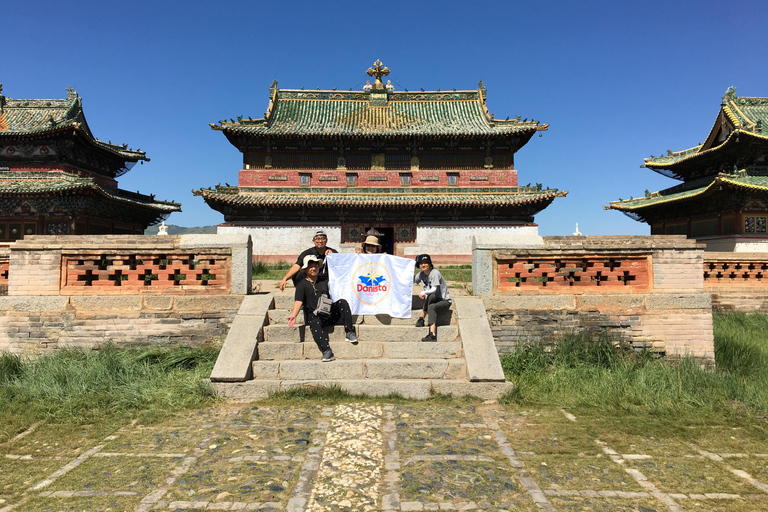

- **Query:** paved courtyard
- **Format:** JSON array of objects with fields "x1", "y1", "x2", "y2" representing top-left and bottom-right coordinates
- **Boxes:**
[{"x1": 2, "y1": 402, "x2": 768, "y2": 511}]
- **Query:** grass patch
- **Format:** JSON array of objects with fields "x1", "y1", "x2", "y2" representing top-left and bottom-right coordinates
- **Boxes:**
[
  {"x1": 0, "y1": 344, "x2": 219, "y2": 441},
  {"x1": 252, "y1": 259, "x2": 292, "y2": 280},
  {"x1": 499, "y1": 313, "x2": 768, "y2": 430}
]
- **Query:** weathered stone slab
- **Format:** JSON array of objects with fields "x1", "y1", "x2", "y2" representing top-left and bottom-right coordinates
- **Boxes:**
[
  {"x1": 326, "y1": 341, "x2": 384, "y2": 359},
  {"x1": 483, "y1": 295, "x2": 576, "y2": 311},
  {"x1": 430, "y1": 380, "x2": 514, "y2": 400},
  {"x1": 265, "y1": 325, "x2": 345, "y2": 343},
  {"x1": 454, "y1": 297, "x2": 507, "y2": 382},
  {"x1": 257, "y1": 342, "x2": 304, "y2": 360},
  {"x1": 385, "y1": 342, "x2": 462, "y2": 359},
  {"x1": 252, "y1": 361, "x2": 280, "y2": 379},
  {"x1": 363, "y1": 309, "x2": 454, "y2": 326},
  {"x1": 273, "y1": 294, "x2": 297, "y2": 310},
  {"x1": 0, "y1": 297, "x2": 69, "y2": 311},
  {"x1": 579, "y1": 295, "x2": 645, "y2": 308},
  {"x1": 278, "y1": 360, "x2": 365, "y2": 380},
  {"x1": 645, "y1": 293, "x2": 712, "y2": 310},
  {"x1": 70, "y1": 296, "x2": 142, "y2": 310},
  {"x1": 365, "y1": 359, "x2": 449, "y2": 379},
  {"x1": 266, "y1": 324, "x2": 458, "y2": 343},
  {"x1": 280, "y1": 379, "x2": 433, "y2": 399},
  {"x1": 357, "y1": 325, "x2": 458, "y2": 342},
  {"x1": 209, "y1": 295, "x2": 271, "y2": 382},
  {"x1": 143, "y1": 296, "x2": 174, "y2": 310},
  {"x1": 175, "y1": 295, "x2": 244, "y2": 311},
  {"x1": 210, "y1": 380, "x2": 279, "y2": 400}
]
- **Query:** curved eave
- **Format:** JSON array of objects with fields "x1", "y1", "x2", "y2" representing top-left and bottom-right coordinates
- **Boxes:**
[
  {"x1": 192, "y1": 187, "x2": 566, "y2": 209},
  {"x1": 0, "y1": 181, "x2": 180, "y2": 213},
  {"x1": 643, "y1": 129, "x2": 768, "y2": 171},
  {"x1": 605, "y1": 174, "x2": 768, "y2": 212},
  {"x1": 0, "y1": 121, "x2": 148, "y2": 163}
]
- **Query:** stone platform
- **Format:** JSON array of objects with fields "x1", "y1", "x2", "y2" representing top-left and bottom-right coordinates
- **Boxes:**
[{"x1": 210, "y1": 289, "x2": 512, "y2": 400}]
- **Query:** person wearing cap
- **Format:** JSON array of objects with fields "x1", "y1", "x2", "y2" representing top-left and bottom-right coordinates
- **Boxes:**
[
  {"x1": 279, "y1": 230, "x2": 338, "y2": 291},
  {"x1": 355, "y1": 235, "x2": 383, "y2": 254},
  {"x1": 287, "y1": 254, "x2": 358, "y2": 362},
  {"x1": 413, "y1": 254, "x2": 452, "y2": 342}
]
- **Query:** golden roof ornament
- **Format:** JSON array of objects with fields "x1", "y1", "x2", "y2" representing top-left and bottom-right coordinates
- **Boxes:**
[{"x1": 366, "y1": 60, "x2": 390, "y2": 90}]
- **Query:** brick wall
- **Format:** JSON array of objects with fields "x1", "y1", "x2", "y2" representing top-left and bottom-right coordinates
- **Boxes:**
[
  {"x1": 6, "y1": 234, "x2": 252, "y2": 296},
  {"x1": 0, "y1": 295, "x2": 245, "y2": 354},
  {"x1": 474, "y1": 235, "x2": 715, "y2": 363}
]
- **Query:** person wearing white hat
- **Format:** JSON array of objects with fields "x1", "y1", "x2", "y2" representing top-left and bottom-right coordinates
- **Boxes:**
[
  {"x1": 280, "y1": 230, "x2": 337, "y2": 291},
  {"x1": 355, "y1": 235, "x2": 383, "y2": 254},
  {"x1": 287, "y1": 254, "x2": 358, "y2": 362}
]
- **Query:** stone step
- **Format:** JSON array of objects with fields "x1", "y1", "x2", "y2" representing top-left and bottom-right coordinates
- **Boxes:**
[
  {"x1": 267, "y1": 309, "x2": 364, "y2": 325},
  {"x1": 252, "y1": 358, "x2": 466, "y2": 381},
  {"x1": 273, "y1": 293, "x2": 428, "y2": 311},
  {"x1": 267, "y1": 309, "x2": 453, "y2": 326},
  {"x1": 258, "y1": 340, "x2": 462, "y2": 361},
  {"x1": 362, "y1": 310, "x2": 455, "y2": 326},
  {"x1": 211, "y1": 379, "x2": 514, "y2": 401},
  {"x1": 263, "y1": 324, "x2": 459, "y2": 343}
]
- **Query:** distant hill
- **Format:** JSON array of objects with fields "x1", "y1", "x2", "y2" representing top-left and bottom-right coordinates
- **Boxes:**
[{"x1": 144, "y1": 224, "x2": 218, "y2": 235}]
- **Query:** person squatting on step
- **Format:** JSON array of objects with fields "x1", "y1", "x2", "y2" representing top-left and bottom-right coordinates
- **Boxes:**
[
  {"x1": 414, "y1": 254, "x2": 452, "y2": 342},
  {"x1": 287, "y1": 255, "x2": 358, "y2": 362},
  {"x1": 279, "y1": 230, "x2": 338, "y2": 291}
]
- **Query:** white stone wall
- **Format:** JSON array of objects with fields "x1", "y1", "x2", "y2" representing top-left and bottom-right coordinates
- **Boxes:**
[
  {"x1": 402, "y1": 224, "x2": 539, "y2": 256},
  {"x1": 218, "y1": 223, "x2": 539, "y2": 258},
  {"x1": 217, "y1": 225, "x2": 347, "y2": 258},
  {"x1": 702, "y1": 237, "x2": 768, "y2": 253}
]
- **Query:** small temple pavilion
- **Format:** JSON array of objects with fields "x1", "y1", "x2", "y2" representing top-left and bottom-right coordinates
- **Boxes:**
[
  {"x1": 0, "y1": 84, "x2": 180, "y2": 239},
  {"x1": 194, "y1": 61, "x2": 565, "y2": 261},
  {"x1": 607, "y1": 88, "x2": 768, "y2": 251}
]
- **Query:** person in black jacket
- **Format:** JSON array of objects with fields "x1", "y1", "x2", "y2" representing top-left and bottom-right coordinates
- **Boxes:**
[
  {"x1": 287, "y1": 255, "x2": 358, "y2": 362},
  {"x1": 279, "y1": 230, "x2": 338, "y2": 291}
]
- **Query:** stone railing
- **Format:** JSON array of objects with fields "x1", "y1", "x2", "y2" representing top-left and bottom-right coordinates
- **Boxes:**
[
  {"x1": 704, "y1": 253, "x2": 768, "y2": 286},
  {"x1": 472, "y1": 235, "x2": 714, "y2": 363},
  {"x1": 8, "y1": 235, "x2": 252, "y2": 296},
  {"x1": 704, "y1": 252, "x2": 768, "y2": 312}
]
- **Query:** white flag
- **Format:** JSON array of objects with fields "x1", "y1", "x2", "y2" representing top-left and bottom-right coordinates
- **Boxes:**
[{"x1": 326, "y1": 253, "x2": 416, "y2": 318}]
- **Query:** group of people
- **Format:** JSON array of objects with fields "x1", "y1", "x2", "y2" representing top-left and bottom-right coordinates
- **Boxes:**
[{"x1": 280, "y1": 230, "x2": 452, "y2": 362}]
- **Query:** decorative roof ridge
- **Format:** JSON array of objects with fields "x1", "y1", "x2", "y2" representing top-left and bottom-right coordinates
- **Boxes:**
[
  {"x1": 193, "y1": 185, "x2": 565, "y2": 196},
  {"x1": 643, "y1": 144, "x2": 703, "y2": 167},
  {"x1": 93, "y1": 140, "x2": 149, "y2": 161}
]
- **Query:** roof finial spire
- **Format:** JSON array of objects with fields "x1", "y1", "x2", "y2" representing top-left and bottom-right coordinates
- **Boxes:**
[
  {"x1": 66, "y1": 87, "x2": 78, "y2": 99},
  {"x1": 366, "y1": 60, "x2": 390, "y2": 90}
]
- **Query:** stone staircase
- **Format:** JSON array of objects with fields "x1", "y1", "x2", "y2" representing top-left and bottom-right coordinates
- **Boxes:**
[{"x1": 210, "y1": 290, "x2": 512, "y2": 400}]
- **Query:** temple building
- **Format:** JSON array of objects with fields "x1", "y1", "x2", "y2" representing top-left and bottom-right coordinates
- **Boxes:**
[
  {"x1": 0, "y1": 84, "x2": 180, "y2": 239},
  {"x1": 194, "y1": 61, "x2": 565, "y2": 261},
  {"x1": 607, "y1": 88, "x2": 768, "y2": 251}
]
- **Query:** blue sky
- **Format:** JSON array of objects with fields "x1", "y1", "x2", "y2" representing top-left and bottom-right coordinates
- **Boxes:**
[{"x1": 4, "y1": 0, "x2": 767, "y2": 235}]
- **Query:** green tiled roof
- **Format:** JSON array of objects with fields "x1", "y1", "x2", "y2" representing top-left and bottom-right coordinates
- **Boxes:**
[
  {"x1": 0, "y1": 171, "x2": 180, "y2": 213},
  {"x1": 606, "y1": 172, "x2": 768, "y2": 212},
  {"x1": 644, "y1": 90, "x2": 768, "y2": 171},
  {"x1": 193, "y1": 185, "x2": 565, "y2": 208},
  {"x1": 0, "y1": 89, "x2": 147, "y2": 162},
  {"x1": 211, "y1": 86, "x2": 547, "y2": 138}
]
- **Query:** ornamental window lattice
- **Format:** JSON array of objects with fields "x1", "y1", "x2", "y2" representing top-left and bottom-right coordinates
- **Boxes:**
[
  {"x1": 62, "y1": 253, "x2": 229, "y2": 293},
  {"x1": 497, "y1": 258, "x2": 650, "y2": 290},
  {"x1": 704, "y1": 260, "x2": 768, "y2": 285}
]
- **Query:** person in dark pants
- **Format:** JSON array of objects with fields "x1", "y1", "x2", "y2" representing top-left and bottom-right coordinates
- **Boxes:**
[
  {"x1": 287, "y1": 255, "x2": 358, "y2": 361},
  {"x1": 279, "y1": 230, "x2": 337, "y2": 291},
  {"x1": 413, "y1": 254, "x2": 452, "y2": 342}
]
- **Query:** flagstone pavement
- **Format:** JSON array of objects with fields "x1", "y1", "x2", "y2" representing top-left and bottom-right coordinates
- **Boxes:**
[{"x1": 2, "y1": 402, "x2": 768, "y2": 512}]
